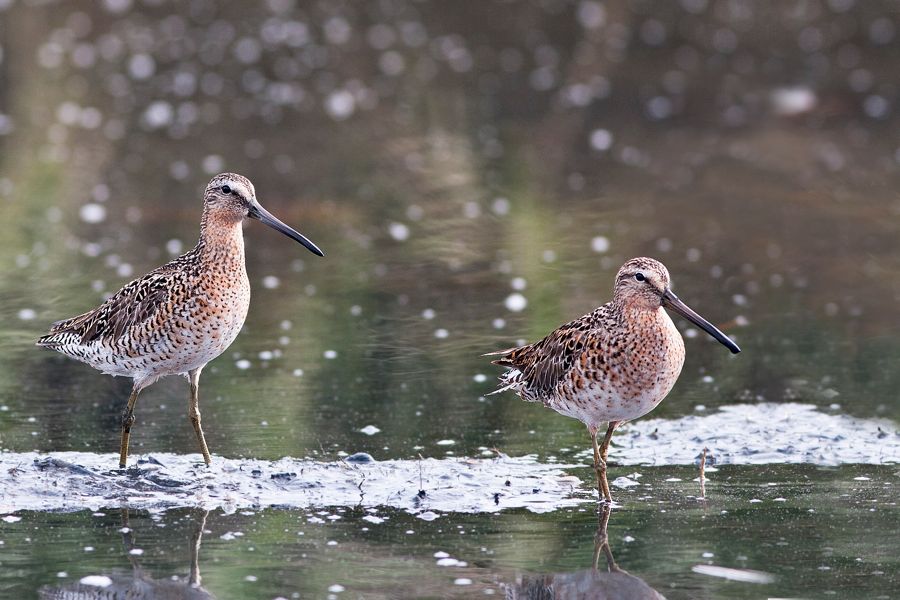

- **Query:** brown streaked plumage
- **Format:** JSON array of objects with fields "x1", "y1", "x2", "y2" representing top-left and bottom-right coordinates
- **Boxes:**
[
  {"x1": 37, "y1": 173, "x2": 324, "y2": 468},
  {"x1": 487, "y1": 257, "x2": 740, "y2": 503}
]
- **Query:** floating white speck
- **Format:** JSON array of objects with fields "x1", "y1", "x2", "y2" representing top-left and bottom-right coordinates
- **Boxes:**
[
  {"x1": 422, "y1": 308, "x2": 435, "y2": 320},
  {"x1": 17, "y1": 309, "x2": 36, "y2": 321},
  {"x1": 128, "y1": 53, "x2": 155, "y2": 80},
  {"x1": 434, "y1": 328, "x2": 449, "y2": 339},
  {"x1": 328, "y1": 584, "x2": 346, "y2": 593},
  {"x1": 853, "y1": 476, "x2": 870, "y2": 481},
  {"x1": 143, "y1": 101, "x2": 173, "y2": 129},
  {"x1": 56, "y1": 572, "x2": 68, "y2": 578},
  {"x1": 611, "y1": 477, "x2": 639, "y2": 488},
  {"x1": 103, "y1": 0, "x2": 132, "y2": 14},
  {"x1": 492, "y1": 197, "x2": 510, "y2": 215},
  {"x1": 292, "y1": 369, "x2": 304, "y2": 377},
  {"x1": 770, "y1": 87, "x2": 817, "y2": 116},
  {"x1": 434, "y1": 551, "x2": 450, "y2": 558},
  {"x1": 454, "y1": 578, "x2": 473, "y2": 585},
  {"x1": 235, "y1": 359, "x2": 251, "y2": 370},
  {"x1": 623, "y1": 535, "x2": 635, "y2": 542},
  {"x1": 504, "y1": 293, "x2": 527, "y2": 312},
  {"x1": 244, "y1": 575, "x2": 258, "y2": 582},
  {"x1": 165, "y1": 239, "x2": 183, "y2": 255},
  {"x1": 79, "y1": 575, "x2": 113, "y2": 587},
  {"x1": 324, "y1": 350, "x2": 338, "y2": 359},
  {"x1": 436, "y1": 439, "x2": 455, "y2": 446},
  {"x1": 417, "y1": 511, "x2": 440, "y2": 521},
  {"x1": 437, "y1": 557, "x2": 460, "y2": 566},
  {"x1": 202, "y1": 155, "x2": 224, "y2": 175},
  {"x1": 749, "y1": 498, "x2": 762, "y2": 503},
  {"x1": 388, "y1": 222, "x2": 410, "y2": 241},
  {"x1": 577, "y1": 1, "x2": 606, "y2": 28},
  {"x1": 591, "y1": 236, "x2": 610, "y2": 253},
  {"x1": 233, "y1": 37, "x2": 262, "y2": 64},
  {"x1": 325, "y1": 90, "x2": 356, "y2": 120},
  {"x1": 79, "y1": 203, "x2": 106, "y2": 224},
  {"x1": 361, "y1": 515, "x2": 384, "y2": 524},
  {"x1": 691, "y1": 564, "x2": 775, "y2": 584},
  {"x1": 473, "y1": 374, "x2": 487, "y2": 383},
  {"x1": 262, "y1": 275, "x2": 280, "y2": 289},
  {"x1": 128, "y1": 548, "x2": 144, "y2": 555},
  {"x1": 359, "y1": 425, "x2": 380, "y2": 436},
  {"x1": 511, "y1": 277, "x2": 527, "y2": 290},
  {"x1": 2, "y1": 515, "x2": 21, "y2": 523},
  {"x1": 589, "y1": 128, "x2": 613, "y2": 151},
  {"x1": 702, "y1": 551, "x2": 714, "y2": 558},
  {"x1": 492, "y1": 318, "x2": 506, "y2": 329}
]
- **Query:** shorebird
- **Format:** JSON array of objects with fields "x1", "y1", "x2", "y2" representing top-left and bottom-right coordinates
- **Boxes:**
[
  {"x1": 487, "y1": 257, "x2": 740, "y2": 502},
  {"x1": 37, "y1": 173, "x2": 324, "y2": 468}
]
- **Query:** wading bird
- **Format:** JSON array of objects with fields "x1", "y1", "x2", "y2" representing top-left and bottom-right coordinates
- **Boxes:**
[
  {"x1": 487, "y1": 257, "x2": 740, "y2": 502},
  {"x1": 37, "y1": 173, "x2": 323, "y2": 468}
]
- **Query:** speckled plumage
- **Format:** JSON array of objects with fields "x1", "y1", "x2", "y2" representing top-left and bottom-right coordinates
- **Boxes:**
[
  {"x1": 489, "y1": 257, "x2": 740, "y2": 502},
  {"x1": 38, "y1": 173, "x2": 324, "y2": 468}
]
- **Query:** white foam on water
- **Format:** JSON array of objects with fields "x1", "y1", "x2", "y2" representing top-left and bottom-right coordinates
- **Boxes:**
[
  {"x1": 0, "y1": 453, "x2": 585, "y2": 514},
  {"x1": 576, "y1": 403, "x2": 899, "y2": 466}
]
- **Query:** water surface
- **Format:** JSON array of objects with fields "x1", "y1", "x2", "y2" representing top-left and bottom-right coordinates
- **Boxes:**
[{"x1": 1, "y1": 1, "x2": 899, "y2": 598}]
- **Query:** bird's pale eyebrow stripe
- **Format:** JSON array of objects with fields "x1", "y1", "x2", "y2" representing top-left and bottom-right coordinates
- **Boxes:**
[{"x1": 222, "y1": 181, "x2": 250, "y2": 197}]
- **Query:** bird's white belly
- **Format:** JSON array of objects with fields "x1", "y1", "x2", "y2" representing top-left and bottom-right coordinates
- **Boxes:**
[
  {"x1": 554, "y1": 378, "x2": 674, "y2": 426},
  {"x1": 82, "y1": 292, "x2": 249, "y2": 382}
]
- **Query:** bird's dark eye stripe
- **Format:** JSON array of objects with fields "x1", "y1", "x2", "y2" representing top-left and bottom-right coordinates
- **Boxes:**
[{"x1": 221, "y1": 185, "x2": 232, "y2": 194}]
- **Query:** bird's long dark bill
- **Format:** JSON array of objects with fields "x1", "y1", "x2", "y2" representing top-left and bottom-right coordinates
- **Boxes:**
[
  {"x1": 662, "y1": 289, "x2": 741, "y2": 354},
  {"x1": 249, "y1": 204, "x2": 325, "y2": 257}
]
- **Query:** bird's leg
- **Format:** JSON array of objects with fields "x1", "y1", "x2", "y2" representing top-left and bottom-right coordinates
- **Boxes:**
[
  {"x1": 189, "y1": 508, "x2": 209, "y2": 587},
  {"x1": 119, "y1": 386, "x2": 141, "y2": 468},
  {"x1": 597, "y1": 421, "x2": 619, "y2": 503},
  {"x1": 590, "y1": 427, "x2": 607, "y2": 501},
  {"x1": 593, "y1": 502, "x2": 616, "y2": 572},
  {"x1": 188, "y1": 368, "x2": 212, "y2": 466}
]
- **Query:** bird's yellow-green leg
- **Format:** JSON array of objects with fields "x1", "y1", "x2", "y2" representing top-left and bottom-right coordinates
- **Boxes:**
[
  {"x1": 590, "y1": 427, "x2": 610, "y2": 502},
  {"x1": 119, "y1": 387, "x2": 141, "y2": 468},
  {"x1": 598, "y1": 421, "x2": 619, "y2": 503},
  {"x1": 188, "y1": 368, "x2": 212, "y2": 466}
]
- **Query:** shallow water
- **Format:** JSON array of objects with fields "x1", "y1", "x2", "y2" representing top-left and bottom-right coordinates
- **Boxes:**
[{"x1": 1, "y1": 1, "x2": 899, "y2": 598}]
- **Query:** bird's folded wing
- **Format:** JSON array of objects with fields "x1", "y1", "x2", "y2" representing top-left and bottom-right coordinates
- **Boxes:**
[{"x1": 45, "y1": 272, "x2": 173, "y2": 344}]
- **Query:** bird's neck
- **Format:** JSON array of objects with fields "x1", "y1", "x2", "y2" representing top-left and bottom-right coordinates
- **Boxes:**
[{"x1": 197, "y1": 210, "x2": 246, "y2": 265}]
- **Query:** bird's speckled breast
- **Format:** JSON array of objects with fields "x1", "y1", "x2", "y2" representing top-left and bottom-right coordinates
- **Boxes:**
[
  {"x1": 551, "y1": 306, "x2": 685, "y2": 427},
  {"x1": 148, "y1": 231, "x2": 251, "y2": 378}
]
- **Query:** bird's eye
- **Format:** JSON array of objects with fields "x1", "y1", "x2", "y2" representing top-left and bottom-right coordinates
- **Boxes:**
[
  {"x1": 634, "y1": 272, "x2": 646, "y2": 282},
  {"x1": 221, "y1": 185, "x2": 232, "y2": 194}
]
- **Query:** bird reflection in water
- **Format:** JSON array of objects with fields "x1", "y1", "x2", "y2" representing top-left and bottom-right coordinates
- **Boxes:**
[
  {"x1": 39, "y1": 509, "x2": 214, "y2": 600},
  {"x1": 503, "y1": 504, "x2": 666, "y2": 600}
]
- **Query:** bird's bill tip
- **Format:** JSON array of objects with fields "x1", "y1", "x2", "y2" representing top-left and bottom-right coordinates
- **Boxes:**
[
  {"x1": 249, "y1": 203, "x2": 325, "y2": 257},
  {"x1": 662, "y1": 289, "x2": 741, "y2": 354}
]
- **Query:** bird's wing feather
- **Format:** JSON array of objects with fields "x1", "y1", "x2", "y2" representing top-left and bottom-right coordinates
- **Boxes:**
[
  {"x1": 490, "y1": 314, "x2": 598, "y2": 396},
  {"x1": 42, "y1": 270, "x2": 174, "y2": 344}
]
